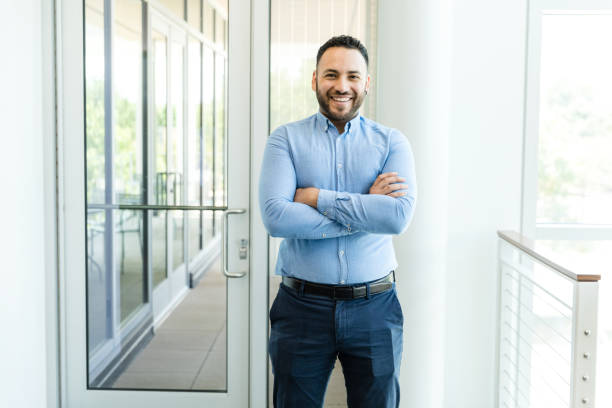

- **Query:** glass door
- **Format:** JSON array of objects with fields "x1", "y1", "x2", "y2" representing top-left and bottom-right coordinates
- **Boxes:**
[{"x1": 60, "y1": 0, "x2": 250, "y2": 406}]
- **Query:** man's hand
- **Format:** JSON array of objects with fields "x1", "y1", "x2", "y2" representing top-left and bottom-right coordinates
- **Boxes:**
[
  {"x1": 294, "y1": 187, "x2": 320, "y2": 208},
  {"x1": 369, "y1": 172, "x2": 407, "y2": 197}
]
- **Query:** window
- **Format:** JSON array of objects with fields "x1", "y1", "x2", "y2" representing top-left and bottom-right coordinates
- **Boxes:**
[{"x1": 522, "y1": 3, "x2": 612, "y2": 407}]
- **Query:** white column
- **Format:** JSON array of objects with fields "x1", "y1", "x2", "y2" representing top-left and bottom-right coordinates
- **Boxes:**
[
  {"x1": 0, "y1": 1, "x2": 54, "y2": 408},
  {"x1": 377, "y1": 1, "x2": 451, "y2": 407}
]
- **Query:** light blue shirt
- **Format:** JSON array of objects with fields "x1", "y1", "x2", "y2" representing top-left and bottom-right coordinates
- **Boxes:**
[{"x1": 259, "y1": 112, "x2": 417, "y2": 284}]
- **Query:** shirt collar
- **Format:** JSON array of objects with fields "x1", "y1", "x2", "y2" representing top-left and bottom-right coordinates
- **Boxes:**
[{"x1": 316, "y1": 111, "x2": 361, "y2": 134}]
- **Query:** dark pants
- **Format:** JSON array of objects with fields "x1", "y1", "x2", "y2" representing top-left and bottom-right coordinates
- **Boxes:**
[{"x1": 269, "y1": 282, "x2": 403, "y2": 408}]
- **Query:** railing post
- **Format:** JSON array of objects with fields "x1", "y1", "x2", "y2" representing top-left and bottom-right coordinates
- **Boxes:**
[{"x1": 570, "y1": 282, "x2": 599, "y2": 408}]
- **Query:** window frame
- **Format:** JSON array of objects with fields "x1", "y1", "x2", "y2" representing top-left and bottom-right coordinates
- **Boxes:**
[{"x1": 521, "y1": 0, "x2": 612, "y2": 241}]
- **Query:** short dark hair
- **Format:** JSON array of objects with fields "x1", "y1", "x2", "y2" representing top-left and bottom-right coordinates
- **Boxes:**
[{"x1": 316, "y1": 35, "x2": 369, "y2": 68}]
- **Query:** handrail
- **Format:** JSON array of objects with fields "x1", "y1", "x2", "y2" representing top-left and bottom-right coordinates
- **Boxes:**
[
  {"x1": 497, "y1": 230, "x2": 601, "y2": 282},
  {"x1": 496, "y1": 230, "x2": 600, "y2": 408}
]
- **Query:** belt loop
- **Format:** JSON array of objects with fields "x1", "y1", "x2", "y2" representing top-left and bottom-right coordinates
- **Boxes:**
[
  {"x1": 299, "y1": 280, "x2": 305, "y2": 296},
  {"x1": 365, "y1": 282, "x2": 371, "y2": 299}
]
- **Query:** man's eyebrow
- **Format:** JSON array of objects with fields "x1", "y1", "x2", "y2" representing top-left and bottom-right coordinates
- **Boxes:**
[{"x1": 321, "y1": 69, "x2": 363, "y2": 75}]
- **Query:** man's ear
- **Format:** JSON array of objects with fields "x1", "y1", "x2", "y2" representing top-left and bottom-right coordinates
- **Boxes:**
[
  {"x1": 365, "y1": 74, "x2": 371, "y2": 95},
  {"x1": 311, "y1": 70, "x2": 317, "y2": 92}
]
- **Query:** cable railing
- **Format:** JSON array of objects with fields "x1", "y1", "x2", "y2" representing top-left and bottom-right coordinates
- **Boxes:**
[{"x1": 497, "y1": 231, "x2": 600, "y2": 408}]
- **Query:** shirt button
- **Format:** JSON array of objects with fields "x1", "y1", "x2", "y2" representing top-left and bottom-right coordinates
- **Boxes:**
[
  {"x1": 322, "y1": 233, "x2": 326, "y2": 238},
  {"x1": 323, "y1": 211, "x2": 327, "y2": 215},
  {"x1": 339, "y1": 250, "x2": 344, "y2": 256},
  {"x1": 340, "y1": 280, "x2": 345, "y2": 284},
  {"x1": 338, "y1": 163, "x2": 343, "y2": 168}
]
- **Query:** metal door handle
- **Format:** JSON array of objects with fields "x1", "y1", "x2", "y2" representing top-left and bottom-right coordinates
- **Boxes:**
[{"x1": 223, "y1": 209, "x2": 247, "y2": 278}]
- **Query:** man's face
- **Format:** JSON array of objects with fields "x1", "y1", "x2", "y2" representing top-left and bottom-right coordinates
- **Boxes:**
[{"x1": 312, "y1": 47, "x2": 370, "y2": 125}]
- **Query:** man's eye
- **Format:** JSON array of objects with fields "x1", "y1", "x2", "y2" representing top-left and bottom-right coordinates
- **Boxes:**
[{"x1": 326, "y1": 74, "x2": 336, "y2": 78}]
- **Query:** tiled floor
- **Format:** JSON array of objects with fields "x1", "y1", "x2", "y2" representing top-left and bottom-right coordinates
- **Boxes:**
[
  {"x1": 111, "y1": 260, "x2": 348, "y2": 405},
  {"x1": 113, "y1": 259, "x2": 227, "y2": 391}
]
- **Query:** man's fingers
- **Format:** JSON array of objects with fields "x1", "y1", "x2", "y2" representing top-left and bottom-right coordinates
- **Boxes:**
[
  {"x1": 387, "y1": 191, "x2": 407, "y2": 198},
  {"x1": 376, "y1": 172, "x2": 398, "y2": 183},
  {"x1": 385, "y1": 184, "x2": 408, "y2": 192},
  {"x1": 378, "y1": 177, "x2": 406, "y2": 188}
]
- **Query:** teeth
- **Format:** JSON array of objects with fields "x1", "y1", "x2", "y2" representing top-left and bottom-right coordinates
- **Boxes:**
[{"x1": 332, "y1": 97, "x2": 350, "y2": 102}]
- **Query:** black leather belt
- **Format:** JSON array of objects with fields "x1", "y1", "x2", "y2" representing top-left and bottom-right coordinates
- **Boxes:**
[{"x1": 282, "y1": 271, "x2": 395, "y2": 300}]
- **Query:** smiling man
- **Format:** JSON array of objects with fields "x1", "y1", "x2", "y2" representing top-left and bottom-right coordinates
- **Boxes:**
[{"x1": 259, "y1": 35, "x2": 417, "y2": 408}]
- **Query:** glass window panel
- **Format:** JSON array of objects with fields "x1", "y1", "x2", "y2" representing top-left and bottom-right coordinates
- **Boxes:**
[
  {"x1": 85, "y1": 0, "x2": 105, "y2": 204},
  {"x1": 187, "y1": 0, "x2": 202, "y2": 31},
  {"x1": 188, "y1": 37, "x2": 203, "y2": 262},
  {"x1": 536, "y1": 14, "x2": 612, "y2": 225},
  {"x1": 203, "y1": 1, "x2": 214, "y2": 41},
  {"x1": 214, "y1": 12, "x2": 226, "y2": 49},
  {"x1": 152, "y1": 28, "x2": 168, "y2": 287},
  {"x1": 214, "y1": 54, "x2": 225, "y2": 208},
  {"x1": 114, "y1": 0, "x2": 143, "y2": 205},
  {"x1": 115, "y1": 209, "x2": 145, "y2": 322},
  {"x1": 270, "y1": 0, "x2": 377, "y2": 130},
  {"x1": 268, "y1": 1, "x2": 378, "y2": 404},
  {"x1": 203, "y1": 46, "x2": 215, "y2": 208},
  {"x1": 87, "y1": 209, "x2": 108, "y2": 353},
  {"x1": 152, "y1": 210, "x2": 168, "y2": 288},
  {"x1": 158, "y1": 0, "x2": 184, "y2": 20},
  {"x1": 171, "y1": 36, "x2": 185, "y2": 269},
  {"x1": 213, "y1": 54, "x2": 225, "y2": 237}
]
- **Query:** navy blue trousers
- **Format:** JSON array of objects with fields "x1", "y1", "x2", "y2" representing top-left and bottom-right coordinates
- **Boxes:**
[{"x1": 269, "y1": 282, "x2": 403, "y2": 408}]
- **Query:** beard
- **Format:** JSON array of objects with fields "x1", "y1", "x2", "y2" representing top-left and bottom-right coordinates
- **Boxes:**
[{"x1": 315, "y1": 82, "x2": 366, "y2": 124}]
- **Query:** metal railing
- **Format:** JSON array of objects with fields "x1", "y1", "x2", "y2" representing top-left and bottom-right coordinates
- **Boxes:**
[{"x1": 497, "y1": 231, "x2": 600, "y2": 408}]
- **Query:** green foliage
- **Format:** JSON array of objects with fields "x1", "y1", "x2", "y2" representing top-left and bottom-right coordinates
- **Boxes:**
[{"x1": 538, "y1": 81, "x2": 612, "y2": 223}]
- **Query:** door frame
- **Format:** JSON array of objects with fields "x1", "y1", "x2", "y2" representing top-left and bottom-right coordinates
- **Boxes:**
[{"x1": 56, "y1": 0, "x2": 255, "y2": 406}]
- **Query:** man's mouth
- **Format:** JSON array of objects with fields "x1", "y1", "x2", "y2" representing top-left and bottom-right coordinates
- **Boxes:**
[{"x1": 330, "y1": 95, "x2": 351, "y2": 103}]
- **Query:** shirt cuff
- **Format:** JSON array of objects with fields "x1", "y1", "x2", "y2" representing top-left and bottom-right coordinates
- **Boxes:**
[{"x1": 316, "y1": 189, "x2": 336, "y2": 219}]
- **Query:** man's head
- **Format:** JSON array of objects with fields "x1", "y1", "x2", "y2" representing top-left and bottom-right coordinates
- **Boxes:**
[{"x1": 312, "y1": 35, "x2": 370, "y2": 129}]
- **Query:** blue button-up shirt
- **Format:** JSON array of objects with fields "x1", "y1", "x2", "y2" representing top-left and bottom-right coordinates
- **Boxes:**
[{"x1": 259, "y1": 112, "x2": 417, "y2": 284}]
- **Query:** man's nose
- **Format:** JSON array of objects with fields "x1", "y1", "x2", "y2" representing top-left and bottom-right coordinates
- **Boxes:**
[{"x1": 334, "y1": 77, "x2": 350, "y2": 93}]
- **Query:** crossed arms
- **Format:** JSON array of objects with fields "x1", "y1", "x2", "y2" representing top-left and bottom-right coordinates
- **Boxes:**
[{"x1": 258, "y1": 128, "x2": 417, "y2": 239}]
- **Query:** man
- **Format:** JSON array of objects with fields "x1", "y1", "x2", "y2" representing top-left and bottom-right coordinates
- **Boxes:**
[{"x1": 259, "y1": 35, "x2": 417, "y2": 408}]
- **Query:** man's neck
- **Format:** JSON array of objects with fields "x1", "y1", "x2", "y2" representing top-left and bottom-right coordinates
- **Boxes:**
[{"x1": 320, "y1": 110, "x2": 358, "y2": 134}]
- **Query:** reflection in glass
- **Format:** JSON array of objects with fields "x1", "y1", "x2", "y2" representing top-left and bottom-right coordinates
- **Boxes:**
[
  {"x1": 188, "y1": 37, "x2": 203, "y2": 262},
  {"x1": 84, "y1": 0, "x2": 230, "y2": 392},
  {"x1": 203, "y1": 46, "x2": 215, "y2": 208},
  {"x1": 214, "y1": 54, "x2": 226, "y2": 236},
  {"x1": 152, "y1": 28, "x2": 168, "y2": 287},
  {"x1": 87, "y1": 209, "x2": 108, "y2": 353},
  {"x1": 85, "y1": 0, "x2": 109, "y2": 366},
  {"x1": 115, "y1": 210, "x2": 145, "y2": 322},
  {"x1": 170, "y1": 38, "x2": 185, "y2": 270},
  {"x1": 85, "y1": 0, "x2": 105, "y2": 205},
  {"x1": 114, "y1": 0, "x2": 143, "y2": 206}
]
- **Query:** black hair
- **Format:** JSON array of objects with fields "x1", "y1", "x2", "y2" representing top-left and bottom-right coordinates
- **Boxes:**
[{"x1": 316, "y1": 35, "x2": 369, "y2": 68}]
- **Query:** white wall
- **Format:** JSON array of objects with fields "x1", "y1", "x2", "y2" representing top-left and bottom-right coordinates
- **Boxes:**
[
  {"x1": 0, "y1": 1, "x2": 52, "y2": 408},
  {"x1": 378, "y1": 0, "x2": 526, "y2": 407},
  {"x1": 445, "y1": 1, "x2": 525, "y2": 406}
]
